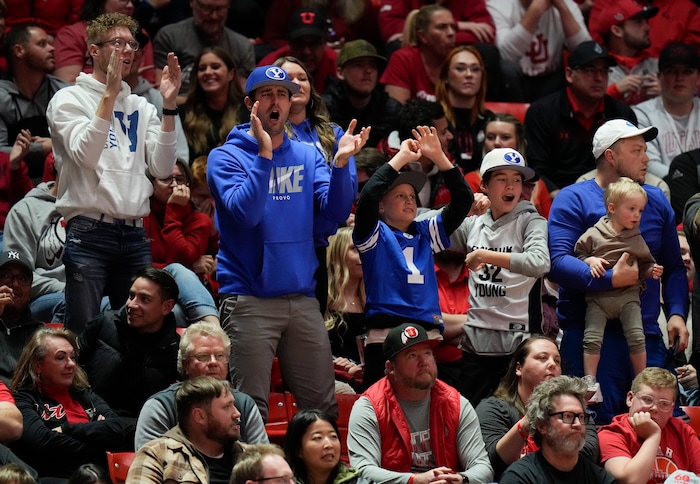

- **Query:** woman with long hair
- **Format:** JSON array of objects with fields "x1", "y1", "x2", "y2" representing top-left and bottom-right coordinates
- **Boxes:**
[
  {"x1": 273, "y1": 56, "x2": 358, "y2": 314},
  {"x1": 181, "y1": 47, "x2": 245, "y2": 161},
  {"x1": 9, "y1": 328, "x2": 126, "y2": 479},
  {"x1": 474, "y1": 335, "x2": 598, "y2": 480},
  {"x1": 286, "y1": 409, "x2": 359, "y2": 484},
  {"x1": 435, "y1": 45, "x2": 492, "y2": 173}
]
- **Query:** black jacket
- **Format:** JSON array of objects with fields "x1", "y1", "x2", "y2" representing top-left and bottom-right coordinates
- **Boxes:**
[
  {"x1": 77, "y1": 307, "x2": 180, "y2": 418},
  {"x1": 525, "y1": 89, "x2": 637, "y2": 192},
  {"x1": 0, "y1": 311, "x2": 43, "y2": 386},
  {"x1": 322, "y1": 78, "x2": 402, "y2": 148},
  {"x1": 665, "y1": 148, "x2": 700, "y2": 224},
  {"x1": 11, "y1": 386, "x2": 127, "y2": 478}
]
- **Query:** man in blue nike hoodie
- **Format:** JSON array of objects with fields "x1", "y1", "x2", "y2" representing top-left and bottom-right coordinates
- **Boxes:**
[{"x1": 207, "y1": 65, "x2": 370, "y2": 421}]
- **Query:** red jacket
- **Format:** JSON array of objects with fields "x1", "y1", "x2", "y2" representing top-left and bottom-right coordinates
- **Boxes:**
[
  {"x1": 144, "y1": 198, "x2": 212, "y2": 269},
  {"x1": 364, "y1": 377, "x2": 462, "y2": 471},
  {"x1": 378, "y1": 0, "x2": 495, "y2": 45},
  {"x1": 0, "y1": 156, "x2": 33, "y2": 230}
]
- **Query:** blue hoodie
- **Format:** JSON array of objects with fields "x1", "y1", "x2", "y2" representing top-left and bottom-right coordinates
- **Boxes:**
[{"x1": 207, "y1": 123, "x2": 354, "y2": 297}]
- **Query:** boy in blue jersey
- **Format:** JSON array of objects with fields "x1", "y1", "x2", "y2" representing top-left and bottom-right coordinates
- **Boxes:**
[
  {"x1": 353, "y1": 126, "x2": 473, "y2": 387},
  {"x1": 207, "y1": 65, "x2": 370, "y2": 421}
]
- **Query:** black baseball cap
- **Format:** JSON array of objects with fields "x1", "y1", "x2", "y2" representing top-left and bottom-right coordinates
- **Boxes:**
[
  {"x1": 383, "y1": 323, "x2": 440, "y2": 360},
  {"x1": 568, "y1": 41, "x2": 617, "y2": 69}
]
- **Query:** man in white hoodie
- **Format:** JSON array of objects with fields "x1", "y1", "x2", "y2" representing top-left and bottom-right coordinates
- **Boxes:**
[{"x1": 46, "y1": 12, "x2": 181, "y2": 333}]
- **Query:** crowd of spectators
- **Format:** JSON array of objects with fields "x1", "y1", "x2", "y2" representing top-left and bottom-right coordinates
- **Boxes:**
[{"x1": 0, "y1": 0, "x2": 700, "y2": 482}]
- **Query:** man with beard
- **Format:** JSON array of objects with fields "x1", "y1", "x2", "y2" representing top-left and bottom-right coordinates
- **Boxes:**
[
  {"x1": 598, "y1": 0, "x2": 659, "y2": 106},
  {"x1": 127, "y1": 376, "x2": 246, "y2": 484},
  {"x1": 0, "y1": 25, "x2": 67, "y2": 181},
  {"x1": 548, "y1": 119, "x2": 688, "y2": 424},
  {"x1": 500, "y1": 376, "x2": 614, "y2": 483},
  {"x1": 598, "y1": 367, "x2": 700, "y2": 482},
  {"x1": 347, "y1": 323, "x2": 493, "y2": 484}
]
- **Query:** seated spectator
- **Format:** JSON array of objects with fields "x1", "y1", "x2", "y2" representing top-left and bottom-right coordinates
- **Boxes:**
[
  {"x1": 189, "y1": 155, "x2": 218, "y2": 293},
  {"x1": 273, "y1": 55, "x2": 359, "y2": 313},
  {"x1": 127, "y1": 376, "x2": 245, "y2": 484},
  {"x1": 322, "y1": 40, "x2": 402, "y2": 149},
  {"x1": 5, "y1": 0, "x2": 81, "y2": 36},
  {"x1": 134, "y1": 321, "x2": 267, "y2": 449},
  {"x1": 475, "y1": 336, "x2": 600, "y2": 480},
  {"x1": 0, "y1": 131, "x2": 34, "y2": 248},
  {"x1": 286, "y1": 409, "x2": 360, "y2": 484},
  {"x1": 325, "y1": 227, "x2": 365, "y2": 386},
  {"x1": 153, "y1": 0, "x2": 255, "y2": 101},
  {"x1": 262, "y1": 0, "x2": 381, "y2": 51},
  {"x1": 9, "y1": 327, "x2": 128, "y2": 479},
  {"x1": 666, "y1": 148, "x2": 700, "y2": 224},
  {"x1": 598, "y1": 0, "x2": 660, "y2": 106},
  {"x1": 381, "y1": 5, "x2": 456, "y2": 104},
  {"x1": 633, "y1": 42, "x2": 700, "y2": 179},
  {"x1": 487, "y1": 0, "x2": 591, "y2": 103},
  {"x1": 145, "y1": 159, "x2": 219, "y2": 326},
  {"x1": 435, "y1": 45, "x2": 492, "y2": 173},
  {"x1": 525, "y1": 41, "x2": 637, "y2": 197},
  {"x1": 53, "y1": 0, "x2": 156, "y2": 85},
  {"x1": 347, "y1": 323, "x2": 493, "y2": 483},
  {"x1": 124, "y1": 31, "x2": 189, "y2": 162},
  {"x1": 598, "y1": 367, "x2": 700, "y2": 482},
  {"x1": 77, "y1": 267, "x2": 181, "y2": 423},
  {"x1": 588, "y1": 0, "x2": 700, "y2": 59},
  {"x1": 181, "y1": 47, "x2": 245, "y2": 161},
  {"x1": 259, "y1": 9, "x2": 338, "y2": 94},
  {"x1": 0, "y1": 251, "x2": 43, "y2": 386},
  {"x1": 500, "y1": 376, "x2": 614, "y2": 483},
  {"x1": 67, "y1": 463, "x2": 113, "y2": 484},
  {"x1": 0, "y1": 25, "x2": 67, "y2": 181},
  {"x1": 0, "y1": 381, "x2": 36, "y2": 479},
  {"x1": 230, "y1": 444, "x2": 291, "y2": 484},
  {"x1": 681, "y1": 192, "x2": 700, "y2": 380}
]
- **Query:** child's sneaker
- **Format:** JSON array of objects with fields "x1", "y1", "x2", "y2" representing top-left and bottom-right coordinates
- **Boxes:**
[{"x1": 583, "y1": 375, "x2": 603, "y2": 404}]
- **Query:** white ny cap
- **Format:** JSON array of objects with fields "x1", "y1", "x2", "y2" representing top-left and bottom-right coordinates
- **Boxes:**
[{"x1": 592, "y1": 119, "x2": 658, "y2": 160}]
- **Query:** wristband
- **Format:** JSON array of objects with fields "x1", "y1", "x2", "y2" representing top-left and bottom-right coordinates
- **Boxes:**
[
  {"x1": 408, "y1": 474, "x2": 416, "y2": 484},
  {"x1": 517, "y1": 421, "x2": 528, "y2": 440},
  {"x1": 162, "y1": 107, "x2": 178, "y2": 116}
]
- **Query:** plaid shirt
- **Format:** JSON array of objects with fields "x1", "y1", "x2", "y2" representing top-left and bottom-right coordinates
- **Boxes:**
[{"x1": 127, "y1": 425, "x2": 246, "y2": 483}]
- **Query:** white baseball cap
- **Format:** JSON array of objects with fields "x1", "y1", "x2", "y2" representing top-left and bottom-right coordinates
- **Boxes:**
[
  {"x1": 480, "y1": 148, "x2": 535, "y2": 181},
  {"x1": 592, "y1": 119, "x2": 658, "y2": 160}
]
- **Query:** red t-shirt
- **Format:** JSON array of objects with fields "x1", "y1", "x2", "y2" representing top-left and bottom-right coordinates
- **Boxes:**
[
  {"x1": 41, "y1": 385, "x2": 89, "y2": 424},
  {"x1": 0, "y1": 381, "x2": 14, "y2": 404},
  {"x1": 599, "y1": 414, "x2": 700, "y2": 483},
  {"x1": 380, "y1": 46, "x2": 436, "y2": 102}
]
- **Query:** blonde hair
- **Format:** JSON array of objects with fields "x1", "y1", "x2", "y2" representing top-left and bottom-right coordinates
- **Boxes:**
[
  {"x1": 631, "y1": 367, "x2": 678, "y2": 399},
  {"x1": 325, "y1": 227, "x2": 365, "y2": 332},
  {"x1": 177, "y1": 321, "x2": 231, "y2": 377},
  {"x1": 86, "y1": 12, "x2": 138, "y2": 46},
  {"x1": 604, "y1": 177, "x2": 647, "y2": 214},
  {"x1": 402, "y1": 5, "x2": 449, "y2": 48},
  {"x1": 435, "y1": 45, "x2": 488, "y2": 127},
  {"x1": 0, "y1": 464, "x2": 34, "y2": 484},
  {"x1": 10, "y1": 328, "x2": 90, "y2": 393}
]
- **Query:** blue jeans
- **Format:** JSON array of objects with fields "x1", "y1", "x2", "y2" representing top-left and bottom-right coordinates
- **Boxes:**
[
  {"x1": 63, "y1": 216, "x2": 152, "y2": 333},
  {"x1": 30, "y1": 293, "x2": 110, "y2": 324},
  {"x1": 164, "y1": 263, "x2": 218, "y2": 327}
]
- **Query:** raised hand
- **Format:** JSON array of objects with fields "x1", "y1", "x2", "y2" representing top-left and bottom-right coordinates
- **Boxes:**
[
  {"x1": 335, "y1": 119, "x2": 371, "y2": 168},
  {"x1": 249, "y1": 101, "x2": 272, "y2": 159},
  {"x1": 105, "y1": 46, "x2": 125, "y2": 95},
  {"x1": 9, "y1": 129, "x2": 32, "y2": 168},
  {"x1": 412, "y1": 126, "x2": 451, "y2": 170},
  {"x1": 159, "y1": 52, "x2": 181, "y2": 107}
]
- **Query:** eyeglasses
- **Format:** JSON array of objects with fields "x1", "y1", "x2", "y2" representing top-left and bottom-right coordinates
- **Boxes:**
[
  {"x1": 158, "y1": 176, "x2": 188, "y2": 186},
  {"x1": 573, "y1": 66, "x2": 610, "y2": 77},
  {"x1": 634, "y1": 392, "x2": 675, "y2": 412},
  {"x1": 0, "y1": 271, "x2": 31, "y2": 287},
  {"x1": 95, "y1": 38, "x2": 140, "y2": 51},
  {"x1": 194, "y1": 0, "x2": 230, "y2": 15},
  {"x1": 191, "y1": 353, "x2": 229, "y2": 363},
  {"x1": 254, "y1": 476, "x2": 296, "y2": 484},
  {"x1": 548, "y1": 411, "x2": 591, "y2": 425}
]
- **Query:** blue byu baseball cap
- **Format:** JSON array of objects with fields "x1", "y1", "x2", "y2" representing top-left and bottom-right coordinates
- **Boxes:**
[{"x1": 245, "y1": 65, "x2": 300, "y2": 96}]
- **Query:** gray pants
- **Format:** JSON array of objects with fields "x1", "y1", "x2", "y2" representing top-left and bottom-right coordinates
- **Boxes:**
[
  {"x1": 584, "y1": 288, "x2": 646, "y2": 355},
  {"x1": 220, "y1": 293, "x2": 338, "y2": 421}
]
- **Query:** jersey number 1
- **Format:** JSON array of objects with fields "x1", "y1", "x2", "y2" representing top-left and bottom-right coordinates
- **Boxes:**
[{"x1": 402, "y1": 247, "x2": 425, "y2": 285}]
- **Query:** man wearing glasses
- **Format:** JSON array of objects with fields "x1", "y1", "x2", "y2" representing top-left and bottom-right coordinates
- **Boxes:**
[
  {"x1": 500, "y1": 375, "x2": 614, "y2": 483},
  {"x1": 128, "y1": 376, "x2": 245, "y2": 484},
  {"x1": 153, "y1": 0, "x2": 255, "y2": 101},
  {"x1": 599, "y1": 367, "x2": 700, "y2": 483},
  {"x1": 47, "y1": 12, "x2": 181, "y2": 334}
]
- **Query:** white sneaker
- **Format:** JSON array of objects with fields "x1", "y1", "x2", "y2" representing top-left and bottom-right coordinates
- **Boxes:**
[{"x1": 583, "y1": 375, "x2": 603, "y2": 404}]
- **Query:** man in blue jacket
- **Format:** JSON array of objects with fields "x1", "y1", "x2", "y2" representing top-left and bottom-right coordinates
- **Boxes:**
[
  {"x1": 548, "y1": 119, "x2": 688, "y2": 424},
  {"x1": 207, "y1": 65, "x2": 369, "y2": 421}
]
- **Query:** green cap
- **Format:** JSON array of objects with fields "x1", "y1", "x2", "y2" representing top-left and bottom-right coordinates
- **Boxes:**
[{"x1": 337, "y1": 40, "x2": 386, "y2": 68}]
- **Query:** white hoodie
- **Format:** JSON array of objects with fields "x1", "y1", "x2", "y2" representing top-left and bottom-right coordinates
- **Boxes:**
[{"x1": 47, "y1": 72, "x2": 177, "y2": 221}]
